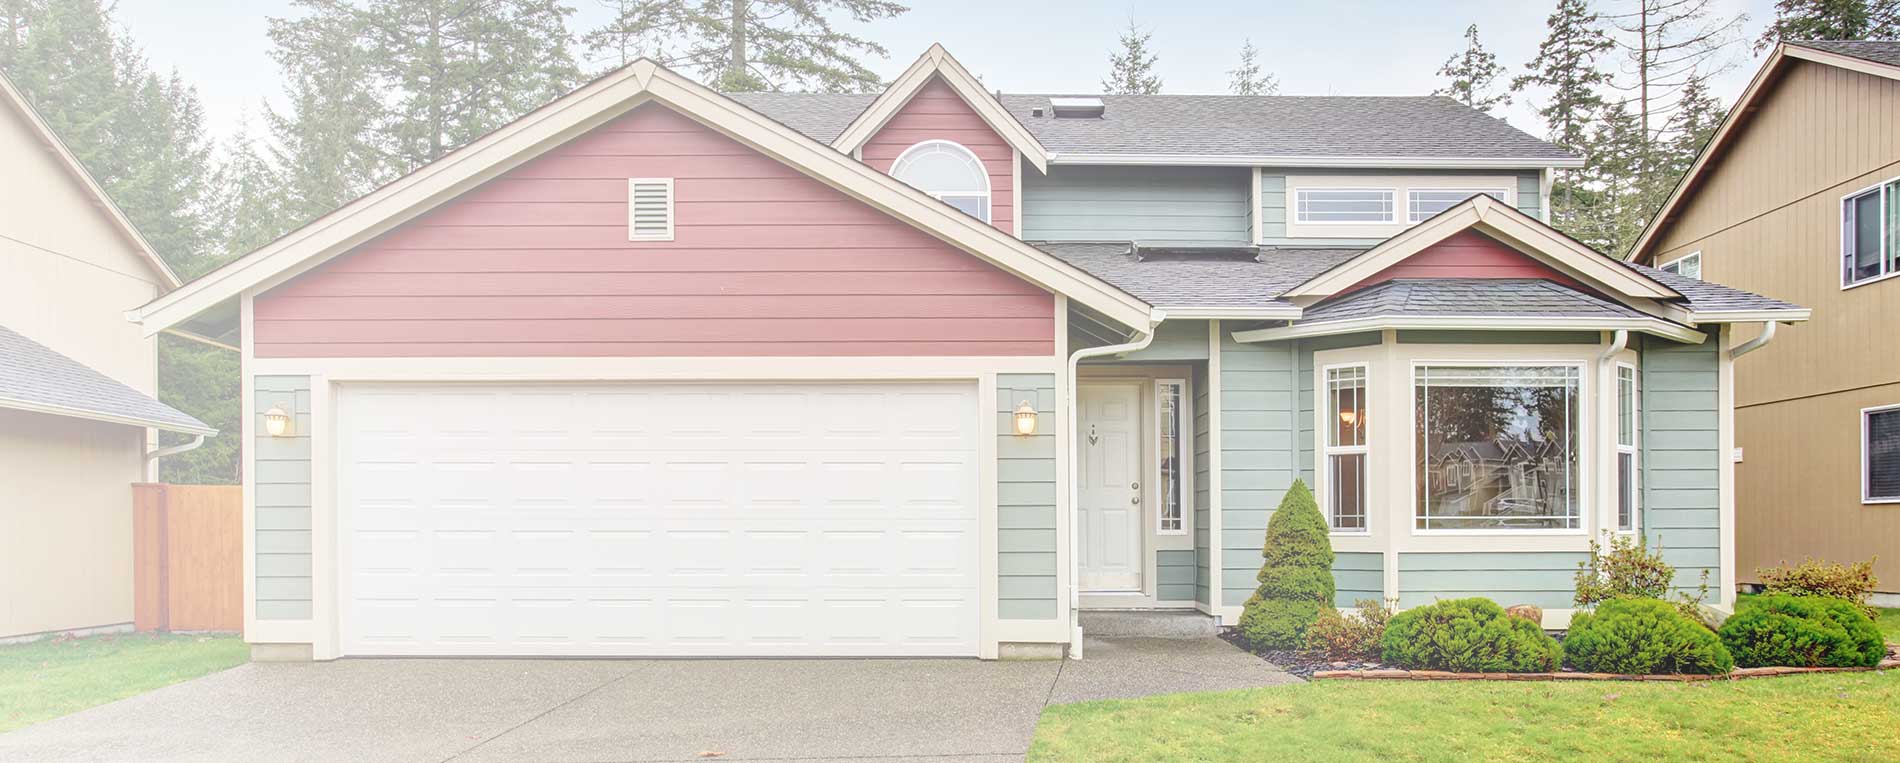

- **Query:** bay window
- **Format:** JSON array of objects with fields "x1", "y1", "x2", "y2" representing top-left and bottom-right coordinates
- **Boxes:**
[
  {"x1": 1324, "y1": 366, "x2": 1368, "y2": 532},
  {"x1": 1414, "y1": 364, "x2": 1581, "y2": 531}
]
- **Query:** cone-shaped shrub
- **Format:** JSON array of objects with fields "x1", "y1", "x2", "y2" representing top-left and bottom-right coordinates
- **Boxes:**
[{"x1": 1237, "y1": 480, "x2": 1335, "y2": 649}]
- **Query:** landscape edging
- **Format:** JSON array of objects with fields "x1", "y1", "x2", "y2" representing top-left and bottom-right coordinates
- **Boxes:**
[{"x1": 1312, "y1": 658, "x2": 1900, "y2": 682}]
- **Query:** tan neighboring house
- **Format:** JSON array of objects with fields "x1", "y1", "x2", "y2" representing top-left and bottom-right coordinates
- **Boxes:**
[
  {"x1": 0, "y1": 72, "x2": 214, "y2": 639},
  {"x1": 1630, "y1": 40, "x2": 1900, "y2": 599}
]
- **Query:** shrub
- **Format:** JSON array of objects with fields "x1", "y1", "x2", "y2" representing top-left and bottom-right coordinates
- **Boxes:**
[
  {"x1": 1574, "y1": 533, "x2": 1711, "y2": 625},
  {"x1": 1756, "y1": 558, "x2": 1881, "y2": 619},
  {"x1": 1237, "y1": 480, "x2": 1335, "y2": 650},
  {"x1": 1302, "y1": 598, "x2": 1394, "y2": 662},
  {"x1": 1380, "y1": 598, "x2": 1563, "y2": 672},
  {"x1": 1563, "y1": 597, "x2": 1734, "y2": 675},
  {"x1": 1718, "y1": 594, "x2": 1886, "y2": 668}
]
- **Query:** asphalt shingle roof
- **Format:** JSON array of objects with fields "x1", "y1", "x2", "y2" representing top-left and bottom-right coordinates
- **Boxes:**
[
  {"x1": 0, "y1": 324, "x2": 213, "y2": 434},
  {"x1": 1034, "y1": 242, "x2": 1361, "y2": 308},
  {"x1": 730, "y1": 92, "x2": 1578, "y2": 161},
  {"x1": 1624, "y1": 263, "x2": 1807, "y2": 313},
  {"x1": 1788, "y1": 40, "x2": 1900, "y2": 68},
  {"x1": 1299, "y1": 279, "x2": 1651, "y2": 324}
]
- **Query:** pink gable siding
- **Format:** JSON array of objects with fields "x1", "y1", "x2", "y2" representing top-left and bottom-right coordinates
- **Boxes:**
[
  {"x1": 860, "y1": 76, "x2": 1015, "y2": 234},
  {"x1": 253, "y1": 104, "x2": 1053, "y2": 358},
  {"x1": 1342, "y1": 230, "x2": 1587, "y2": 294}
]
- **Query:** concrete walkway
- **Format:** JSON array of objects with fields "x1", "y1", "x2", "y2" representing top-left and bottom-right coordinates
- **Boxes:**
[{"x1": 0, "y1": 636, "x2": 1293, "y2": 762}]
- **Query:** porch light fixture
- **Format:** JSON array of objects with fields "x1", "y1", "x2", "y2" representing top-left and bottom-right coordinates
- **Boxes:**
[
  {"x1": 263, "y1": 405, "x2": 293, "y2": 437},
  {"x1": 1013, "y1": 400, "x2": 1038, "y2": 436}
]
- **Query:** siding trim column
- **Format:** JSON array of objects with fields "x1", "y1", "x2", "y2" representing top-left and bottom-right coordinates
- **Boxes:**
[
  {"x1": 1205, "y1": 320, "x2": 1225, "y2": 620},
  {"x1": 1380, "y1": 329, "x2": 1401, "y2": 600},
  {"x1": 1719, "y1": 324, "x2": 1738, "y2": 607}
]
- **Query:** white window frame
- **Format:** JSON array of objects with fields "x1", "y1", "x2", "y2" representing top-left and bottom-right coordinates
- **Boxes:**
[
  {"x1": 626, "y1": 177, "x2": 675, "y2": 242},
  {"x1": 1155, "y1": 378, "x2": 1190, "y2": 535},
  {"x1": 1294, "y1": 187, "x2": 1397, "y2": 225},
  {"x1": 891, "y1": 139, "x2": 991, "y2": 223},
  {"x1": 1658, "y1": 251, "x2": 1702, "y2": 280},
  {"x1": 1841, "y1": 176, "x2": 1900, "y2": 290},
  {"x1": 1861, "y1": 403, "x2": 1900, "y2": 504},
  {"x1": 1321, "y1": 363, "x2": 1371, "y2": 535},
  {"x1": 1406, "y1": 187, "x2": 1510, "y2": 223},
  {"x1": 1409, "y1": 360, "x2": 1590, "y2": 536},
  {"x1": 1616, "y1": 363, "x2": 1640, "y2": 532}
]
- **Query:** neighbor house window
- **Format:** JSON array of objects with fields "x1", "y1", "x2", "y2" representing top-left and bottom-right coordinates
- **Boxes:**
[
  {"x1": 1325, "y1": 366, "x2": 1369, "y2": 531},
  {"x1": 891, "y1": 140, "x2": 990, "y2": 222},
  {"x1": 1415, "y1": 365, "x2": 1581, "y2": 531},
  {"x1": 1157, "y1": 380, "x2": 1188, "y2": 533},
  {"x1": 1295, "y1": 188, "x2": 1395, "y2": 224},
  {"x1": 1617, "y1": 364, "x2": 1639, "y2": 532},
  {"x1": 1842, "y1": 179, "x2": 1900, "y2": 287},
  {"x1": 1659, "y1": 252, "x2": 1702, "y2": 280},
  {"x1": 1863, "y1": 405, "x2": 1900, "y2": 503},
  {"x1": 1407, "y1": 188, "x2": 1508, "y2": 223}
]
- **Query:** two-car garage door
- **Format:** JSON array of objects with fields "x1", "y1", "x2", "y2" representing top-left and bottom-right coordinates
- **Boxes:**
[{"x1": 337, "y1": 381, "x2": 980, "y2": 657}]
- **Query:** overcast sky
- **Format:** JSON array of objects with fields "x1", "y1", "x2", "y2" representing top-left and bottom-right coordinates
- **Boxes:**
[{"x1": 114, "y1": 0, "x2": 1776, "y2": 146}]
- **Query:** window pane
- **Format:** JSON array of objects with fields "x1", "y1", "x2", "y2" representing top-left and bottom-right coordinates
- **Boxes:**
[
  {"x1": 893, "y1": 142, "x2": 990, "y2": 223},
  {"x1": 1618, "y1": 452, "x2": 1635, "y2": 531},
  {"x1": 1617, "y1": 367, "x2": 1635, "y2": 446},
  {"x1": 1158, "y1": 382, "x2": 1184, "y2": 531},
  {"x1": 1887, "y1": 182, "x2": 1900, "y2": 272},
  {"x1": 1328, "y1": 367, "x2": 1366, "y2": 447},
  {"x1": 1297, "y1": 189, "x2": 1394, "y2": 223},
  {"x1": 1849, "y1": 191, "x2": 1883, "y2": 283},
  {"x1": 1415, "y1": 365, "x2": 1581, "y2": 530},
  {"x1": 1330, "y1": 453, "x2": 1366, "y2": 530},
  {"x1": 1869, "y1": 410, "x2": 1900, "y2": 501},
  {"x1": 940, "y1": 194, "x2": 989, "y2": 222},
  {"x1": 1407, "y1": 189, "x2": 1506, "y2": 222}
]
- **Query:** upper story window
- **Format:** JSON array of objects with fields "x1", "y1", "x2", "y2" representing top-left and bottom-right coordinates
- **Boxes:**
[
  {"x1": 1843, "y1": 179, "x2": 1900, "y2": 288},
  {"x1": 1415, "y1": 364, "x2": 1581, "y2": 532},
  {"x1": 891, "y1": 140, "x2": 990, "y2": 223},
  {"x1": 1660, "y1": 252, "x2": 1701, "y2": 280},
  {"x1": 1407, "y1": 188, "x2": 1507, "y2": 223},
  {"x1": 1295, "y1": 188, "x2": 1395, "y2": 224}
]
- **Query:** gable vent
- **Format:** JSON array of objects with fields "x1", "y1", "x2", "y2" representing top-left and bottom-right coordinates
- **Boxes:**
[
  {"x1": 627, "y1": 178, "x2": 675, "y2": 241},
  {"x1": 1049, "y1": 96, "x2": 1104, "y2": 119}
]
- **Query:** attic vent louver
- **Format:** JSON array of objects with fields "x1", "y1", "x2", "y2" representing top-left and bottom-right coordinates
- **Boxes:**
[
  {"x1": 627, "y1": 178, "x2": 674, "y2": 241},
  {"x1": 1049, "y1": 96, "x2": 1104, "y2": 119}
]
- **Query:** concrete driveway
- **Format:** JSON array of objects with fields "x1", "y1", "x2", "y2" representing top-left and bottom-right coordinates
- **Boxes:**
[{"x1": 0, "y1": 636, "x2": 1294, "y2": 762}]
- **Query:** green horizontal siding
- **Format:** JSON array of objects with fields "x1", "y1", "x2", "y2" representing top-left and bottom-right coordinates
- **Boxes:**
[
  {"x1": 1334, "y1": 552, "x2": 1385, "y2": 608},
  {"x1": 1220, "y1": 334, "x2": 1299, "y2": 607},
  {"x1": 1157, "y1": 549, "x2": 1197, "y2": 601},
  {"x1": 1193, "y1": 363, "x2": 1212, "y2": 605},
  {"x1": 1397, "y1": 552, "x2": 1587, "y2": 610},
  {"x1": 1024, "y1": 165, "x2": 1252, "y2": 243},
  {"x1": 254, "y1": 374, "x2": 312, "y2": 621},
  {"x1": 998, "y1": 373, "x2": 1059, "y2": 620},
  {"x1": 1641, "y1": 333, "x2": 1722, "y2": 595},
  {"x1": 1115, "y1": 319, "x2": 1210, "y2": 362}
]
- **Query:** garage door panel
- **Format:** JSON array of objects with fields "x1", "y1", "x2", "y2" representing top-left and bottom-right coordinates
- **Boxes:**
[{"x1": 339, "y1": 381, "x2": 981, "y2": 657}]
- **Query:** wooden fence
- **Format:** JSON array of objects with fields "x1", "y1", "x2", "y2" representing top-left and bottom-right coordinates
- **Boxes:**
[{"x1": 133, "y1": 483, "x2": 242, "y2": 632}]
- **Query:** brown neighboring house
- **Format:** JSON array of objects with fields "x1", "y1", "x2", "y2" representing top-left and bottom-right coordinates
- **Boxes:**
[{"x1": 1630, "y1": 40, "x2": 1900, "y2": 599}]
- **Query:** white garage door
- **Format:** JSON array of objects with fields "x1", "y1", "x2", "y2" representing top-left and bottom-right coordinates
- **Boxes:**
[{"x1": 337, "y1": 381, "x2": 980, "y2": 657}]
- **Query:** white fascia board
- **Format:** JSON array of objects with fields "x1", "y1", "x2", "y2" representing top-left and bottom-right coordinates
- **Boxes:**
[
  {"x1": 830, "y1": 44, "x2": 1049, "y2": 173},
  {"x1": 1153, "y1": 305, "x2": 1303, "y2": 320},
  {"x1": 130, "y1": 59, "x2": 1150, "y2": 335},
  {"x1": 1229, "y1": 315, "x2": 1707, "y2": 345},
  {"x1": 1688, "y1": 308, "x2": 1813, "y2": 324},
  {"x1": 0, "y1": 396, "x2": 217, "y2": 436},
  {"x1": 1048, "y1": 153, "x2": 1584, "y2": 170}
]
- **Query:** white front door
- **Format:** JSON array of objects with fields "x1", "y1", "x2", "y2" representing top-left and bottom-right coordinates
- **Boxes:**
[
  {"x1": 1079, "y1": 383, "x2": 1143, "y2": 592},
  {"x1": 335, "y1": 381, "x2": 980, "y2": 657}
]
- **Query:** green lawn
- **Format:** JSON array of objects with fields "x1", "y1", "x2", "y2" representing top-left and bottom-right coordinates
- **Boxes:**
[
  {"x1": 0, "y1": 633, "x2": 247, "y2": 733},
  {"x1": 1029, "y1": 671, "x2": 1900, "y2": 762}
]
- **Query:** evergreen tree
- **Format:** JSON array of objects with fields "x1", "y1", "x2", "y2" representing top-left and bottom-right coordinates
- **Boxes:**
[
  {"x1": 1434, "y1": 24, "x2": 1510, "y2": 113},
  {"x1": 0, "y1": 0, "x2": 43, "y2": 70},
  {"x1": 208, "y1": 116, "x2": 290, "y2": 271},
  {"x1": 1758, "y1": 0, "x2": 1900, "y2": 52},
  {"x1": 157, "y1": 335, "x2": 240, "y2": 484},
  {"x1": 266, "y1": 1, "x2": 384, "y2": 223},
  {"x1": 583, "y1": 0, "x2": 907, "y2": 92},
  {"x1": 1515, "y1": 0, "x2": 1616, "y2": 238},
  {"x1": 1227, "y1": 38, "x2": 1278, "y2": 96},
  {"x1": 1573, "y1": 99, "x2": 1654, "y2": 256},
  {"x1": 1102, "y1": 19, "x2": 1162, "y2": 95},
  {"x1": 1236, "y1": 481, "x2": 1335, "y2": 650},
  {"x1": 1659, "y1": 73, "x2": 1725, "y2": 180},
  {"x1": 111, "y1": 66, "x2": 215, "y2": 277},
  {"x1": 1604, "y1": 0, "x2": 1747, "y2": 148}
]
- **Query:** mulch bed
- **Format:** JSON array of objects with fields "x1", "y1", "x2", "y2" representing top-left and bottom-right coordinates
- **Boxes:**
[{"x1": 1224, "y1": 629, "x2": 1900, "y2": 683}]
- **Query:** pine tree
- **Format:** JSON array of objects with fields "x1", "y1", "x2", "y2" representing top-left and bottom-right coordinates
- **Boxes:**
[
  {"x1": 266, "y1": 1, "x2": 384, "y2": 223},
  {"x1": 111, "y1": 66, "x2": 215, "y2": 277},
  {"x1": 583, "y1": 0, "x2": 908, "y2": 92},
  {"x1": 1515, "y1": 0, "x2": 1616, "y2": 238},
  {"x1": 1228, "y1": 38, "x2": 1278, "y2": 96},
  {"x1": 1573, "y1": 99, "x2": 1653, "y2": 256},
  {"x1": 1604, "y1": 0, "x2": 1747, "y2": 149},
  {"x1": 1434, "y1": 24, "x2": 1510, "y2": 114},
  {"x1": 1236, "y1": 480, "x2": 1335, "y2": 650},
  {"x1": 0, "y1": 0, "x2": 43, "y2": 70},
  {"x1": 1758, "y1": 0, "x2": 1900, "y2": 52},
  {"x1": 1102, "y1": 18, "x2": 1162, "y2": 95},
  {"x1": 208, "y1": 117, "x2": 290, "y2": 271},
  {"x1": 1660, "y1": 73, "x2": 1725, "y2": 181}
]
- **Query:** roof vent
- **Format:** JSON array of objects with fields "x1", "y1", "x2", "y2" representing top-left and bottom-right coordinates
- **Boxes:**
[{"x1": 1049, "y1": 96, "x2": 1104, "y2": 119}]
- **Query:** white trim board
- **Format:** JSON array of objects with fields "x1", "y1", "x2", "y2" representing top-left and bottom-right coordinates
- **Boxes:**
[
  {"x1": 830, "y1": 44, "x2": 1050, "y2": 173},
  {"x1": 1231, "y1": 315, "x2": 1708, "y2": 345}
]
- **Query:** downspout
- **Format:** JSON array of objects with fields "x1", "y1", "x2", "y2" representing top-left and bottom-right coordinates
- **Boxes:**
[
  {"x1": 1728, "y1": 321, "x2": 1776, "y2": 359},
  {"x1": 1597, "y1": 329, "x2": 1629, "y2": 362},
  {"x1": 144, "y1": 434, "x2": 206, "y2": 465},
  {"x1": 1065, "y1": 308, "x2": 1165, "y2": 659}
]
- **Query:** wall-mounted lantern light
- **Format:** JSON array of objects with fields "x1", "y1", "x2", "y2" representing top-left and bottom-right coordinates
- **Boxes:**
[
  {"x1": 264, "y1": 405, "x2": 293, "y2": 437},
  {"x1": 1013, "y1": 400, "x2": 1038, "y2": 436}
]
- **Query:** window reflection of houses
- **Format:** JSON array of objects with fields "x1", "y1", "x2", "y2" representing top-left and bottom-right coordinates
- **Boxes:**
[{"x1": 1425, "y1": 439, "x2": 1571, "y2": 525}]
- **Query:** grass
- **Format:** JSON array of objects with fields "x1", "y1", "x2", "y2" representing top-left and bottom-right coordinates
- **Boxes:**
[
  {"x1": 1029, "y1": 671, "x2": 1900, "y2": 763},
  {"x1": 0, "y1": 632, "x2": 247, "y2": 734}
]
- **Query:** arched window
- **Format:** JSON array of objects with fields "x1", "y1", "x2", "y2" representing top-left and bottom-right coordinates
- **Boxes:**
[{"x1": 890, "y1": 140, "x2": 990, "y2": 222}]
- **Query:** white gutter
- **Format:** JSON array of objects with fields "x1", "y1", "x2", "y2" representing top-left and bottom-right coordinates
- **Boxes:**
[
  {"x1": 1065, "y1": 308, "x2": 1165, "y2": 659},
  {"x1": 1729, "y1": 321, "x2": 1777, "y2": 359},
  {"x1": 1047, "y1": 153, "x2": 1586, "y2": 170},
  {"x1": 145, "y1": 434, "x2": 206, "y2": 465},
  {"x1": 1597, "y1": 329, "x2": 1629, "y2": 361}
]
